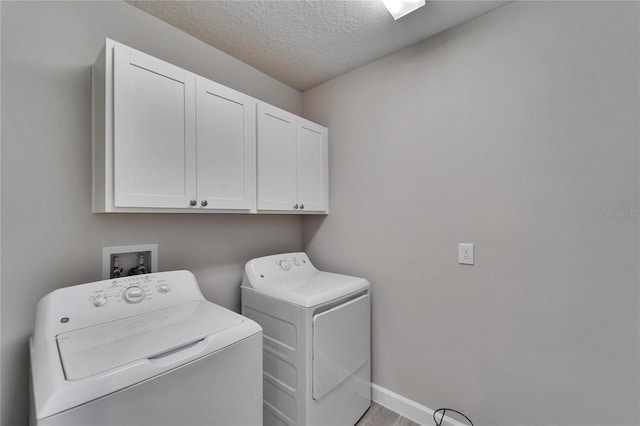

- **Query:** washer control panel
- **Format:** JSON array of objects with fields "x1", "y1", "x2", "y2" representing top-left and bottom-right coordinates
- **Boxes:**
[
  {"x1": 86, "y1": 274, "x2": 174, "y2": 308},
  {"x1": 33, "y1": 270, "x2": 206, "y2": 345}
]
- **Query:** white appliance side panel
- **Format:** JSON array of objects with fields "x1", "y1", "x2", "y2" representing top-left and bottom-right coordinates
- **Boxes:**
[
  {"x1": 312, "y1": 294, "x2": 370, "y2": 400},
  {"x1": 241, "y1": 288, "x2": 302, "y2": 426},
  {"x1": 37, "y1": 333, "x2": 263, "y2": 426}
]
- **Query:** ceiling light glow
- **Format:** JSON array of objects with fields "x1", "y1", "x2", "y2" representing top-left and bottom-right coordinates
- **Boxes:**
[{"x1": 381, "y1": 0, "x2": 426, "y2": 20}]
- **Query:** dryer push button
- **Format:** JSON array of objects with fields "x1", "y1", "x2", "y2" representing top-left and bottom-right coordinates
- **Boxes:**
[{"x1": 278, "y1": 260, "x2": 291, "y2": 271}]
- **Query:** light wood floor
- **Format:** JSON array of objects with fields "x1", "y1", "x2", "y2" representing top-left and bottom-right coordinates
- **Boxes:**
[{"x1": 355, "y1": 402, "x2": 420, "y2": 426}]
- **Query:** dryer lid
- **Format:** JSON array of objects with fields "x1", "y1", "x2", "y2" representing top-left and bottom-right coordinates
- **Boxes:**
[
  {"x1": 245, "y1": 270, "x2": 369, "y2": 307},
  {"x1": 57, "y1": 301, "x2": 242, "y2": 380},
  {"x1": 242, "y1": 253, "x2": 369, "y2": 307}
]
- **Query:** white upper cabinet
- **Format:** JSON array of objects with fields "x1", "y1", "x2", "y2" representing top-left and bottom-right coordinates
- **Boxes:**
[
  {"x1": 196, "y1": 78, "x2": 255, "y2": 210},
  {"x1": 112, "y1": 45, "x2": 197, "y2": 209},
  {"x1": 94, "y1": 39, "x2": 256, "y2": 213},
  {"x1": 296, "y1": 119, "x2": 328, "y2": 213},
  {"x1": 256, "y1": 103, "x2": 297, "y2": 211},
  {"x1": 93, "y1": 39, "x2": 325, "y2": 214},
  {"x1": 257, "y1": 103, "x2": 328, "y2": 213}
]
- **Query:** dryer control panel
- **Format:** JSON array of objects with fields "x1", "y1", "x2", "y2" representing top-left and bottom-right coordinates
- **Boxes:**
[
  {"x1": 274, "y1": 254, "x2": 309, "y2": 272},
  {"x1": 242, "y1": 252, "x2": 370, "y2": 308},
  {"x1": 242, "y1": 252, "x2": 318, "y2": 286}
]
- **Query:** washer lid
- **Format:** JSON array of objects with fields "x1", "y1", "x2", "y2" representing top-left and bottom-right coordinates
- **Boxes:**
[
  {"x1": 57, "y1": 300, "x2": 242, "y2": 380},
  {"x1": 246, "y1": 271, "x2": 369, "y2": 307}
]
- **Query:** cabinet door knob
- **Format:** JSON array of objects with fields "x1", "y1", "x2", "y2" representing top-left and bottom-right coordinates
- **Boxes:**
[
  {"x1": 201, "y1": 200, "x2": 208, "y2": 207},
  {"x1": 293, "y1": 204, "x2": 299, "y2": 210},
  {"x1": 190, "y1": 200, "x2": 197, "y2": 206},
  {"x1": 300, "y1": 204, "x2": 304, "y2": 210}
]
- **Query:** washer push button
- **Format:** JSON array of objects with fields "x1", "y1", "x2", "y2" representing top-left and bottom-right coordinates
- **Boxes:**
[
  {"x1": 92, "y1": 295, "x2": 108, "y2": 307},
  {"x1": 123, "y1": 286, "x2": 145, "y2": 304}
]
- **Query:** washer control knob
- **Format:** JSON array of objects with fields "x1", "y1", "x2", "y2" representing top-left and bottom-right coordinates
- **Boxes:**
[
  {"x1": 93, "y1": 295, "x2": 107, "y2": 307},
  {"x1": 158, "y1": 284, "x2": 170, "y2": 294},
  {"x1": 123, "y1": 286, "x2": 145, "y2": 304},
  {"x1": 279, "y1": 260, "x2": 291, "y2": 271}
]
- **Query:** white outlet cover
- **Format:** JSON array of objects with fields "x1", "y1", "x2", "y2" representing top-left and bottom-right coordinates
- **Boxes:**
[{"x1": 458, "y1": 243, "x2": 474, "y2": 265}]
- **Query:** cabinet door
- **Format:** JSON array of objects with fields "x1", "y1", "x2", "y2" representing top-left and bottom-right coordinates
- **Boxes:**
[
  {"x1": 297, "y1": 120, "x2": 328, "y2": 213},
  {"x1": 257, "y1": 103, "x2": 297, "y2": 211},
  {"x1": 113, "y1": 45, "x2": 196, "y2": 208},
  {"x1": 196, "y1": 78, "x2": 255, "y2": 210}
]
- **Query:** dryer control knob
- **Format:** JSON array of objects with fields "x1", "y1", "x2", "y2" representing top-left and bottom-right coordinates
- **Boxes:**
[
  {"x1": 279, "y1": 260, "x2": 291, "y2": 271},
  {"x1": 123, "y1": 286, "x2": 145, "y2": 304},
  {"x1": 93, "y1": 295, "x2": 107, "y2": 307},
  {"x1": 158, "y1": 284, "x2": 170, "y2": 294}
]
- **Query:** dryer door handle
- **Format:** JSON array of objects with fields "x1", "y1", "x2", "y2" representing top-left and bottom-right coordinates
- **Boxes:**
[{"x1": 148, "y1": 338, "x2": 207, "y2": 367}]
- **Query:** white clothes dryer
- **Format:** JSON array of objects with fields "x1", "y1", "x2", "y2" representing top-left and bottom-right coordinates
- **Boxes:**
[
  {"x1": 241, "y1": 253, "x2": 371, "y2": 426},
  {"x1": 30, "y1": 270, "x2": 263, "y2": 426}
]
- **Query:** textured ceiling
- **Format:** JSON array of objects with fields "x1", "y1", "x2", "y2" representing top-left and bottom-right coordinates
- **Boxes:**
[{"x1": 127, "y1": 0, "x2": 509, "y2": 91}]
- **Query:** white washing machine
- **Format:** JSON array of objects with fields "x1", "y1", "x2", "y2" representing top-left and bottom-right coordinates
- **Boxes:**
[
  {"x1": 241, "y1": 252, "x2": 371, "y2": 426},
  {"x1": 30, "y1": 270, "x2": 263, "y2": 426}
]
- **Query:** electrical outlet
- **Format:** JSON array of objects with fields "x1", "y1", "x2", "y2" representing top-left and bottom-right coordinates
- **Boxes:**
[{"x1": 458, "y1": 243, "x2": 474, "y2": 265}]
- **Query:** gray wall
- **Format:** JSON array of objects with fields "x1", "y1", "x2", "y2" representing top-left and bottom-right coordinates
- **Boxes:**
[
  {"x1": 1, "y1": 2, "x2": 302, "y2": 425},
  {"x1": 302, "y1": 2, "x2": 639, "y2": 425}
]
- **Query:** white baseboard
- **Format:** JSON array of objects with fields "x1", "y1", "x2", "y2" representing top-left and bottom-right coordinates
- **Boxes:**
[{"x1": 371, "y1": 383, "x2": 469, "y2": 426}]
